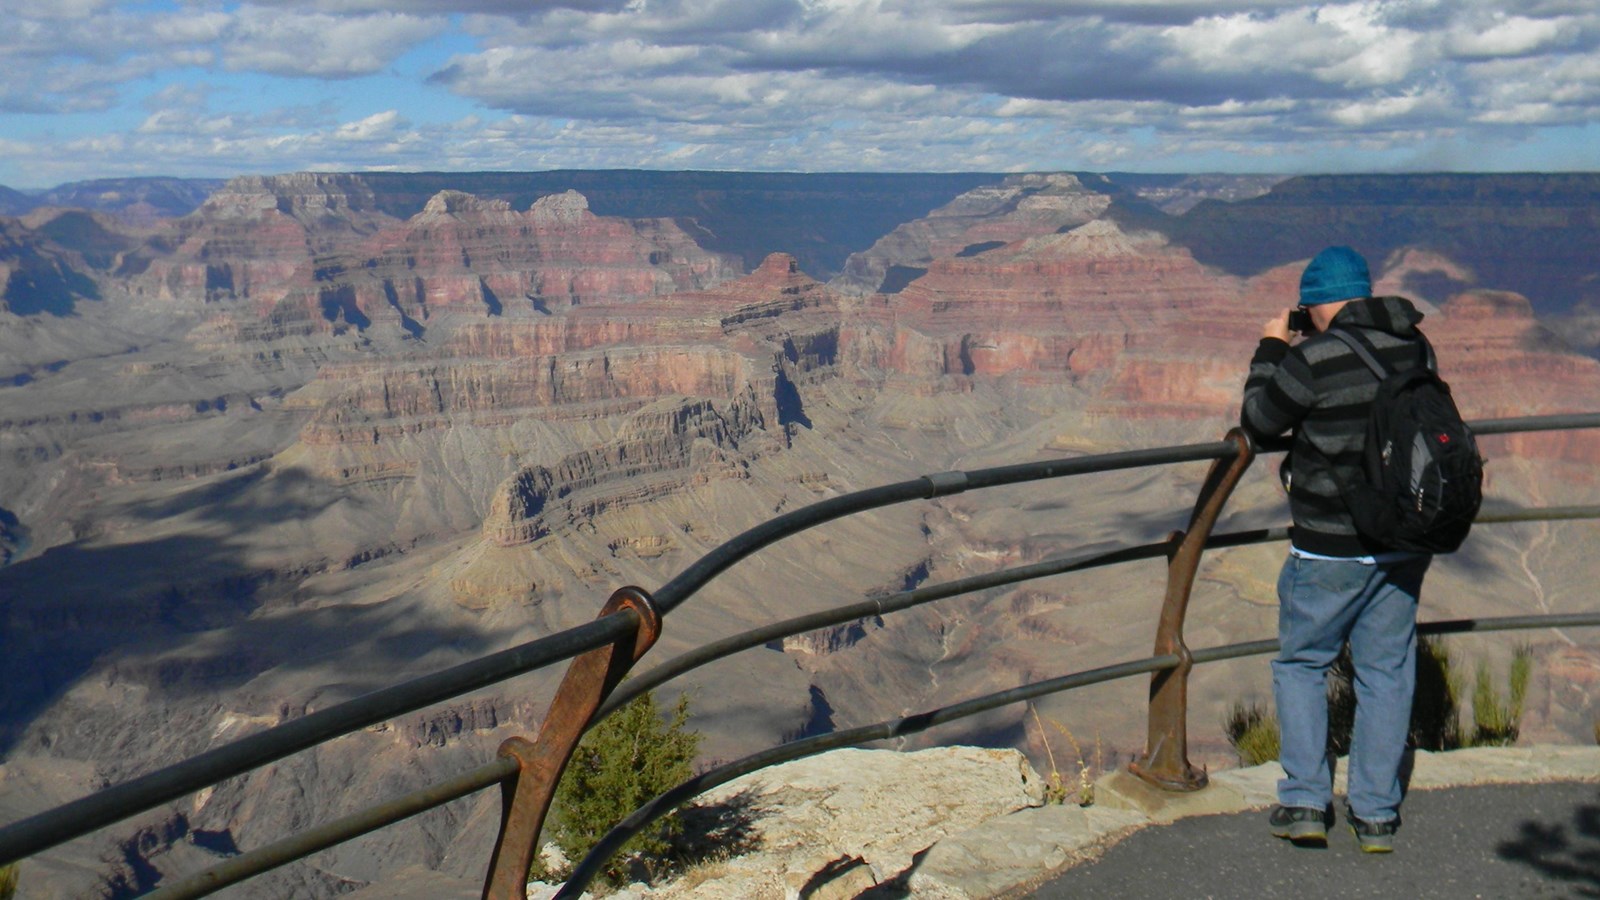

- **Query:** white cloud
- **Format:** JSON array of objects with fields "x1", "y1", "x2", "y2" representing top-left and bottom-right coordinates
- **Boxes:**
[
  {"x1": 1474, "y1": 102, "x2": 1560, "y2": 125},
  {"x1": 1327, "y1": 89, "x2": 1436, "y2": 127},
  {"x1": 222, "y1": 8, "x2": 446, "y2": 78},
  {"x1": 602, "y1": 38, "x2": 700, "y2": 71},
  {"x1": 1180, "y1": 97, "x2": 1298, "y2": 118},
  {"x1": 2, "y1": 0, "x2": 110, "y2": 20},
  {"x1": 1446, "y1": 13, "x2": 1574, "y2": 58},
  {"x1": 1312, "y1": 4, "x2": 1423, "y2": 87},
  {"x1": 335, "y1": 110, "x2": 407, "y2": 140},
  {"x1": 138, "y1": 109, "x2": 239, "y2": 136},
  {"x1": 1165, "y1": 9, "x2": 1324, "y2": 72},
  {"x1": 1459, "y1": 53, "x2": 1600, "y2": 124},
  {"x1": 150, "y1": 11, "x2": 232, "y2": 45},
  {"x1": 1164, "y1": 4, "x2": 1422, "y2": 88},
  {"x1": 233, "y1": 0, "x2": 629, "y2": 14},
  {"x1": 3, "y1": 0, "x2": 1600, "y2": 185}
]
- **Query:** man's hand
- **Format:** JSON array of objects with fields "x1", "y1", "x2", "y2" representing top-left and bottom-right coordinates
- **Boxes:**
[{"x1": 1262, "y1": 311, "x2": 1293, "y2": 344}]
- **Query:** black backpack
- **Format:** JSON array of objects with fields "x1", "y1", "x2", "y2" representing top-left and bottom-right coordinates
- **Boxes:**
[{"x1": 1327, "y1": 327, "x2": 1484, "y2": 554}]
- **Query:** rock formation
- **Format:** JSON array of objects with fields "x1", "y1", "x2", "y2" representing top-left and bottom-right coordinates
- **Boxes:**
[
  {"x1": 2, "y1": 171, "x2": 1599, "y2": 899},
  {"x1": 831, "y1": 173, "x2": 1114, "y2": 297},
  {"x1": 594, "y1": 746, "x2": 1051, "y2": 899}
]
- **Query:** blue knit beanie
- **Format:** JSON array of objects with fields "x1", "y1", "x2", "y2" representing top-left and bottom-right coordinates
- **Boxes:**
[{"x1": 1299, "y1": 246, "x2": 1371, "y2": 306}]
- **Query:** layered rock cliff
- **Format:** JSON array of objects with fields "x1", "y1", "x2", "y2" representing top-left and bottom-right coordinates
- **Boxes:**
[
  {"x1": 3, "y1": 171, "x2": 1599, "y2": 899},
  {"x1": 831, "y1": 173, "x2": 1115, "y2": 297}
]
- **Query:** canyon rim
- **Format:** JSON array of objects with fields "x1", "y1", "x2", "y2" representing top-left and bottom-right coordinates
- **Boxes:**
[{"x1": 2, "y1": 170, "x2": 1600, "y2": 897}]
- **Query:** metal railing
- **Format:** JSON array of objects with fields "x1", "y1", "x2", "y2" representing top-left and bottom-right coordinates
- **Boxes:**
[
  {"x1": 559, "y1": 610, "x2": 1600, "y2": 896},
  {"x1": 1, "y1": 412, "x2": 1597, "y2": 899}
]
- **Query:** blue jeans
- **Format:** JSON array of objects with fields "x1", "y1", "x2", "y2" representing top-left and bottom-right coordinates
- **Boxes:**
[{"x1": 1272, "y1": 553, "x2": 1430, "y2": 822}]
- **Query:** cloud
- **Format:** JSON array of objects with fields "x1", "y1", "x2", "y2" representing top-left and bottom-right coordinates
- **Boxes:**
[
  {"x1": 940, "y1": 0, "x2": 1307, "y2": 27},
  {"x1": 221, "y1": 8, "x2": 446, "y2": 78},
  {"x1": 3, "y1": 0, "x2": 1600, "y2": 185},
  {"x1": 245, "y1": 0, "x2": 628, "y2": 13},
  {"x1": 0, "y1": 5, "x2": 442, "y2": 114},
  {"x1": 435, "y1": 1, "x2": 1600, "y2": 143},
  {"x1": 1162, "y1": 6, "x2": 1423, "y2": 90},
  {"x1": 1452, "y1": 15, "x2": 1563, "y2": 57},
  {"x1": 334, "y1": 110, "x2": 408, "y2": 140}
]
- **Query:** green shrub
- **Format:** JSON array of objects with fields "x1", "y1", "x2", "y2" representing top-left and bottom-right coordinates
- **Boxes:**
[
  {"x1": 534, "y1": 688, "x2": 700, "y2": 887},
  {"x1": 1469, "y1": 645, "x2": 1531, "y2": 747},
  {"x1": 1, "y1": 862, "x2": 18, "y2": 900},
  {"x1": 1330, "y1": 637, "x2": 1470, "y2": 753},
  {"x1": 1223, "y1": 701, "x2": 1281, "y2": 767},
  {"x1": 1409, "y1": 636, "x2": 1467, "y2": 751},
  {"x1": 1231, "y1": 637, "x2": 1532, "y2": 764}
]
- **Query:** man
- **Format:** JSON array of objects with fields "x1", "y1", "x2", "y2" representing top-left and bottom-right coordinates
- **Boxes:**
[{"x1": 1239, "y1": 246, "x2": 1434, "y2": 853}]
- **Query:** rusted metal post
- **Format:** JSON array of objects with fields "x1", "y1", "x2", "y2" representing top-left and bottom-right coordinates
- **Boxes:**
[
  {"x1": 481, "y1": 586, "x2": 662, "y2": 900},
  {"x1": 1130, "y1": 429, "x2": 1255, "y2": 791}
]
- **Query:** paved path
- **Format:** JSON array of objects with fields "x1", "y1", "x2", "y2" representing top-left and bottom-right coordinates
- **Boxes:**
[{"x1": 1021, "y1": 780, "x2": 1600, "y2": 899}]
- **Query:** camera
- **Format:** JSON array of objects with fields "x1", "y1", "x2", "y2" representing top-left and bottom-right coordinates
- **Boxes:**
[{"x1": 1287, "y1": 307, "x2": 1314, "y2": 335}]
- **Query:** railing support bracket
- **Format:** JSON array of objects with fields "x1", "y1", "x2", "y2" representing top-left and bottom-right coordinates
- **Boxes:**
[
  {"x1": 1131, "y1": 429, "x2": 1255, "y2": 792},
  {"x1": 481, "y1": 586, "x2": 662, "y2": 900}
]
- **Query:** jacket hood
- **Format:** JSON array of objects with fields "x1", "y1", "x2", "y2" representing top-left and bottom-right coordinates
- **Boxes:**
[{"x1": 1329, "y1": 295, "x2": 1424, "y2": 337}]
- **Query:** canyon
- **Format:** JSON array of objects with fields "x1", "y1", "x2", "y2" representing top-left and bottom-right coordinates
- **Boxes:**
[{"x1": 1, "y1": 170, "x2": 1599, "y2": 897}]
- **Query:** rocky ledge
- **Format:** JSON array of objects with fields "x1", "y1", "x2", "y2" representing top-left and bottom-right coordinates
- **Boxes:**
[{"x1": 357, "y1": 744, "x2": 1600, "y2": 900}]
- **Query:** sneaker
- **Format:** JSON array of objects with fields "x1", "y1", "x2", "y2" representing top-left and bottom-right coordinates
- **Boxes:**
[
  {"x1": 1347, "y1": 808, "x2": 1400, "y2": 853},
  {"x1": 1269, "y1": 805, "x2": 1329, "y2": 846}
]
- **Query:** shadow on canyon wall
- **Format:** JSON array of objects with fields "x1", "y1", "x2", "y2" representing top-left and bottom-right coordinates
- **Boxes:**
[
  {"x1": 0, "y1": 465, "x2": 493, "y2": 759},
  {"x1": 1149, "y1": 174, "x2": 1600, "y2": 313},
  {"x1": 1, "y1": 257, "x2": 101, "y2": 316}
]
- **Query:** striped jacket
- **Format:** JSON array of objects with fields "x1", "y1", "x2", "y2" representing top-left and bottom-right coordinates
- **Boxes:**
[{"x1": 1240, "y1": 296, "x2": 1431, "y2": 556}]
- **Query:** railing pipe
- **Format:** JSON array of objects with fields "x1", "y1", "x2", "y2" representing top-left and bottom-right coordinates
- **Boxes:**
[
  {"x1": 1467, "y1": 412, "x2": 1600, "y2": 435},
  {"x1": 561, "y1": 610, "x2": 1600, "y2": 896},
  {"x1": 1477, "y1": 504, "x2": 1600, "y2": 524},
  {"x1": 1182, "y1": 612, "x2": 1600, "y2": 667},
  {"x1": 604, "y1": 503, "x2": 1599, "y2": 720},
  {"x1": 1251, "y1": 412, "x2": 1600, "y2": 455},
  {"x1": 650, "y1": 440, "x2": 1241, "y2": 615},
  {"x1": 1418, "y1": 612, "x2": 1600, "y2": 636},
  {"x1": 601, "y1": 540, "x2": 1200, "y2": 718},
  {"x1": 143, "y1": 757, "x2": 520, "y2": 900},
  {"x1": 0, "y1": 610, "x2": 640, "y2": 867},
  {"x1": 140, "y1": 531, "x2": 1600, "y2": 899},
  {"x1": 154, "y1": 526, "x2": 1297, "y2": 897}
]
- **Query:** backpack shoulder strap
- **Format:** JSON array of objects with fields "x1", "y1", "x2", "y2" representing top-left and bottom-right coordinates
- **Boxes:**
[
  {"x1": 1328, "y1": 326, "x2": 1436, "y2": 377},
  {"x1": 1327, "y1": 327, "x2": 1388, "y2": 379},
  {"x1": 1414, "y1": 328, "x2": 1438, "y2": 373}
]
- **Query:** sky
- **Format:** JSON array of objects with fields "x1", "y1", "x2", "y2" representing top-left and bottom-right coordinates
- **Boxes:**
[{"x1": 3, "y1": 0, "x2": 1599, "y2": 189}]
